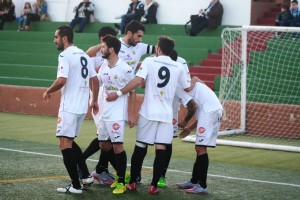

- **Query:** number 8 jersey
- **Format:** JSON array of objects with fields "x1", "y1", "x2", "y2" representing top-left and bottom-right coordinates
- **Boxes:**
[
  {"x1": 136, "y1": 55, "x2": 190, "y2": 123},
  {"x1": 57, "y1": 46, "x2": 97, "y2": 114}
]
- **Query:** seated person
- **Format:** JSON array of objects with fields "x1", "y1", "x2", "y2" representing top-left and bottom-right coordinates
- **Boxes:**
[
  {"x1": 140, "y1": 0, "x2": 158, "y2": 24},
  {"x1": 18, "y1": 2, "x2": 33, "y2": 31},
  {"x1": 185, "y1": 0, "x2": 223, "y2": 36},
  {"x1": 290, "y1": 0, "x2": 300, "y2": 27},
  {"x1": 24, "y1": 0, "x2": 47, "y2": 31},
  {"x1": 70, "y1": 0, "x2": 95, "y2": 33},
  {"x1": 0, "y1": 0, "x2": 16, "y2": 30},
  {"x1": 115, "y1": 0, "x2": 144, "y2": 34}
]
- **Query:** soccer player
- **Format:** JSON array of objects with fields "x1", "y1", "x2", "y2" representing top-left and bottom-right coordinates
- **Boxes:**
[
  {"x1": 42, "y1": 25, "x2": 99, "y2": 194},
  {"x1": 175, "y1": 81, "x2": 223, "y2": 194},
  {"x1": 84, "y1": 20, "x2": 155, "y2": 183},
  {"x1": 96, "y1": 35, "x2": 135, "y2": 194},
  {"x1": 106, "y1": 36, "x2": 191, "y2": 194},
  {"x1": 158, "y1": 50, "x2": 192, "y2": 188}
]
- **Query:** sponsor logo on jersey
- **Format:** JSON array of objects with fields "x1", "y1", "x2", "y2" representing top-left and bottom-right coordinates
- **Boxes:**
[
  {"x1": 132, "y1": 50, "x2": 136, "y2": 55},
  {"x1": 198, "y1": 139, "x2": 204, "y2": 143},
  {"x1": 57, "y1": 117, "x2": 61, "y2": 124},
  {"x1": 127, "y1": 70, "x2": 132, "y2": 73},
  {"x1": 198, "y1": 127, "x2": 206, "y2": 134},
  {"x1": 113, "y1": 123, "x2": 120, "y2": 130},
  {"x1": 172, "y1": 118, "x2": 177, "y2": 125},
  {"x1": 114, "y1": 75, "x2": 118, "y2": 79},
  {"x1": 60, "y1": 66, "x2": 63, "y2": 69}
]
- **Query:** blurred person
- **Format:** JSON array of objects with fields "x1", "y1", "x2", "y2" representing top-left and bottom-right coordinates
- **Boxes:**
[
  {"x1": 290, "y1": 0, "x2": 300, "y2": 39},
  {"x1": 43, "y1": 25, "x2": 99, "y2": 194},
  {"x1": 140, "y1": 0, "x2": 158, "y2": 24},
  {"x1": 70, "y1": 0, "x2": 95, "y2": 33},
  {"x1": 17, "y1": 2, "x2": 33, "y2": 31},
  {"x1": 0, "y1": 0, "x2": 16, "y2": 30},
  {"x1": 185, "y1": 0, "x2": 223, "y2": 36},
  {"x1": 115, "y1": 0, "x2": 144, "y2": 34},
  {"x1": 24, "y1": 0, "x2": 47, "y2": 31}
]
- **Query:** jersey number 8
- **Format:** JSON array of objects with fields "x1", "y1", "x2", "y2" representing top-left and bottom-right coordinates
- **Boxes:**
[{"x1": 80, "y1": 56, "x2": 88, "y2": 79}]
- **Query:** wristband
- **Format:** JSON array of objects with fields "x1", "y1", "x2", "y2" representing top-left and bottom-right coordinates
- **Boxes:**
[{"x1": 116, "y1": 90, "x2": 123, "y2": 97}]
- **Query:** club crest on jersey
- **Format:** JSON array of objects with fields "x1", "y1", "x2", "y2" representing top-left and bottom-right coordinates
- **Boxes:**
[
  {"x1": 172, "y1": 119, "x2": 177, "y2": 125},
  {"x1": 132, "y1": 50, "x2": 136, "y2": 55},
  {"x1": 113, "y1": 123, "x2": 120, "y2": 130},
  {"x1": 114, "y1": 75, "x2": 118, "y2": 79},
  {"x1": 198, "y1": 127, "x2": 206, "y2": 134},
  {"x1": 160, "y1": 91, "x2": 164, "y2": 96}
]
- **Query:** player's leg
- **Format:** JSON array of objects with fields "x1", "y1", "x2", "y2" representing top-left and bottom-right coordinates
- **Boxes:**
[
  {"x1": 82, "y1": 137, "x2": 100, "y2": 160},
  {"x1": 149, "y1": 121, "x2": 173, "y2": 194},
  {"x1": 56, "y1": 111, "x2": 83, "y2": 194}
]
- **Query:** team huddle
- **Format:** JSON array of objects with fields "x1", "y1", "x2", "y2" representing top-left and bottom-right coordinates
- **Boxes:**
[{"x1": 43, "y1": 20, "x2": 223, "y2": 195}]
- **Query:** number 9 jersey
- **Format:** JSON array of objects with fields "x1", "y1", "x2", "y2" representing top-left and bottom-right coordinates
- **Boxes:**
[
  {"x1": 57, "y1": 46, "x2": 97, "y2": 114},
  {"x1": 136, "y1": 55, "x2": 190, "y2": 123}
]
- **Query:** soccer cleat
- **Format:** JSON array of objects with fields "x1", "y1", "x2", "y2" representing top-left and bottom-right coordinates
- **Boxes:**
[
  {"x1": 92, "y1": 170, "x2": 115, "y2": 185},
  {"x1": 126, "y1": 182, "x2": 137, "y2": 191},
  {"x1": 110, "y1": 181, "x2": 118, "y2": 188},
  {"x1": 185, "y1": 184, "x2": 208, "y2": 194},
  {"x1": 148, "y1": 185, "x2": 160, "y2": 194},
  {"x1": 82, "y1": 176, "x2": 94, "y2": 188},
  {"x1": 112, "y1": 183, "x2": 126, "y2": 194},
  {"x1": 176, "y1": 181, "x2": 195, "y2": 189},
  {"x1": 125, "y1": 172, "x2": 141, "y2": 184},
  {"x1": 157, "y1": 177, "x2": 167, "y2": 188},
  {"x1": 57, "y1": 184, "x2": 82, "y2": 194},
  {"x1": 115, "y1": 171, "x2": 131, "y2": 184}
]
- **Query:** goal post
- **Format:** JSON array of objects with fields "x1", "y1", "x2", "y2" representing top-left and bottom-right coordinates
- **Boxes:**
[{"x1": 183, "y1": 26, "x2": 300, "y2": 152}]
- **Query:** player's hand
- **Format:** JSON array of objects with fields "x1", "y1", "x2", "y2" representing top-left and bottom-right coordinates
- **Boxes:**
[
  {"x1": 127, "y1": 115, "x2": 136, "y2": 128},
  {"x1": 43, "y1": 91, "x2": 51, "y2": 103},
  {"x1": 178, "y1": 120, "x2": 187, "y2": 129},
  {"x1": 106, "y1": 92, "x2": 118, "y2": 102},
  {"x1": 179, "y1": 127, "x2": 191, "y2": 139},
  {"x1": 90, "y1": 101, "x2": 99, "y2": 115}
]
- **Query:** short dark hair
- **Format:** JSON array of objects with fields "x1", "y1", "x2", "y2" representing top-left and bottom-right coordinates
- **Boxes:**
[
  {"x1": 98, "y1": 26, "x2": 117, "y2": 39},
  {"x1": 281, "y1": 3, "x2": 289, "y2": 10},
  {"x1": 102, "y1": 35, "x2": 121, "y2": 54},
  {"x1": 56, "y1": 25, "x2": 74, "y2": 43},
  {"x1": 291, "y1": 0, "x2": 298, "y2": 4},
  {"x1": 125, "y1": 20, "x2": 145, "y2": 34},
  {"x1": 158, "y1": 36, "x2": 175, "y2": 56},
  {"x1": 170, "y1": 50, "x2": 178, "y2": 61}
]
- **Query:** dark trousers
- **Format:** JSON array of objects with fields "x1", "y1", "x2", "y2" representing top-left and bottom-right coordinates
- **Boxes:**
[
  {"x1": 190, "y1": 15, "x2": 209, "y2": 36},
  {"x1": 70, "y1": 17, "x2": 89, "y2": 33},
  {"x1": 120, "y1": 14, "x2": 134, "y2": 34},
  {"x1": 25, "y1": 13, "x2": 40, "y2": 26},
  {"x1": 0, "y1": 14, "x2": 16, "y2": 30}
]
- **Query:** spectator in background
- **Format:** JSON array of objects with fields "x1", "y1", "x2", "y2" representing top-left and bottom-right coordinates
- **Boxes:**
[
  {"x1": 185, "y1": 0, "x2": 223, "y2": 36},
  {"x1": 0, "y1": 0, "x2": 16, "y2": 30},
  {"x1": 70, "y1": 0, "x2": 95, "y2": 33},
  {"x1": 140, "y1": 0, "x2": 158, "y2": 24},
  {"x1": 24, "y1": 0, "x2": 47, "y2": 31},
  {"x1": 290, "y1": 0, "x2": 300, "y2": 27},
  {"x1": 17, "y1": 2, "x2": 33, "y2": 31},
  {"x1": 115, "y1": 0, "x2": 144, "y2": 34},
  {"x1": 275, "y1": 3, "x2": 292, "y2": 27}
]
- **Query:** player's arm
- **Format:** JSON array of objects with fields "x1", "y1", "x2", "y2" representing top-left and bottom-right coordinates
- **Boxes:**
[
  {"x1": 86, "y1": 44, "x2": 102, "y2": 57},
  {"x1": 127, "y1": 90, "x2": 136, "y2": 128},
  {"x1": 184, "y1": 76, "x2": 203, "y2": 92},
  {"x1": 43, "y1": 77, "x2": 67, "y2": 103},
  {"x1": 106, "y1": 76, "x2": 143, "y2": 102},
  {"x1": 178, "y1": 99, "x2": 198, "y2": 129},
  {"x1": 89, "y1": 75, "x2": 99, "y2": 115},
  {"x1": 179, "y1": 120, "x2": 197, "y2": 139}
]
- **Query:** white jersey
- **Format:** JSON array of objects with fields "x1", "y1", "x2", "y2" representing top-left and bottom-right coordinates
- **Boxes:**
[
  {"x1": 178, "y1": 82, "x2": 223, "y2": 114},
  {"x1": 91, "y1": 51, "x2": 105, "y2": 69},
  {"x1": 136, "y1": 55, "x2": 190, "y2": 123},
  {"x1": 97, "y1": 58, "x2": 134, "y2": 121},
  {"x1": 118, "y1": 38, "x2": 155, "y2": 71},
  {"x1": 57, "y1": 46, "x2": 96, "y2": 114}
]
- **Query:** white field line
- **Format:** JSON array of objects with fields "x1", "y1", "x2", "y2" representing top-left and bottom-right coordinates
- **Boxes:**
[{"x1": 0, "y1": 147, "x2": 299, "y2": 188}]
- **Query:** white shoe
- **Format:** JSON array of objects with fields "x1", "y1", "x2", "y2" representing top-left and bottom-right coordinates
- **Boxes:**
[
  {"x1": 82, "y1": 175, "x2": 94, "y2": 188},
  {"x1": 57, "y1": 184, "x2": 82, "y2": 194}
]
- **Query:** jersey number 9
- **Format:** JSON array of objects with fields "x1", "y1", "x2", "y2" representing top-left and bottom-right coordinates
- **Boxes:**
[{"x1": 157, "y1": 66, "x2": 170, "y2": 88}]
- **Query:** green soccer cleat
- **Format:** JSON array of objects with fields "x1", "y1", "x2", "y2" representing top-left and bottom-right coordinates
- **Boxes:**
[
  {"x1": 112, "y1": 183, "x2": 126, "y2": 194},
  {"x1": 157, "y1": 177, "x2": 167, "y2": 188}
]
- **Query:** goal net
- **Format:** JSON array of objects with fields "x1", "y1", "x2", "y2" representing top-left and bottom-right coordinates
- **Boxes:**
[{"x1": 183, "y1": 26, "x2": 300, "y2": 152}]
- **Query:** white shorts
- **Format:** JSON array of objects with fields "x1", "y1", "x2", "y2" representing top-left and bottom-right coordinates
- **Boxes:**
[
  {"x1": 97, "y1": 120, "x2": 126, "y2": 144},
  {"x1": 56, "y1": 111, "x2": 86, "y2": 138},
  {"x1": 195, "y1": 109, "x2": 222, "y2": 147},
  {"x1": 136, "y1": 115, "x2": 173, "y2": 145}
]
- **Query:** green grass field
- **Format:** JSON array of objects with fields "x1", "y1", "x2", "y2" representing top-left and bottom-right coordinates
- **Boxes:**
[{"x1": 0, "y1": 112, "x2": 300, "y2": 200}]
